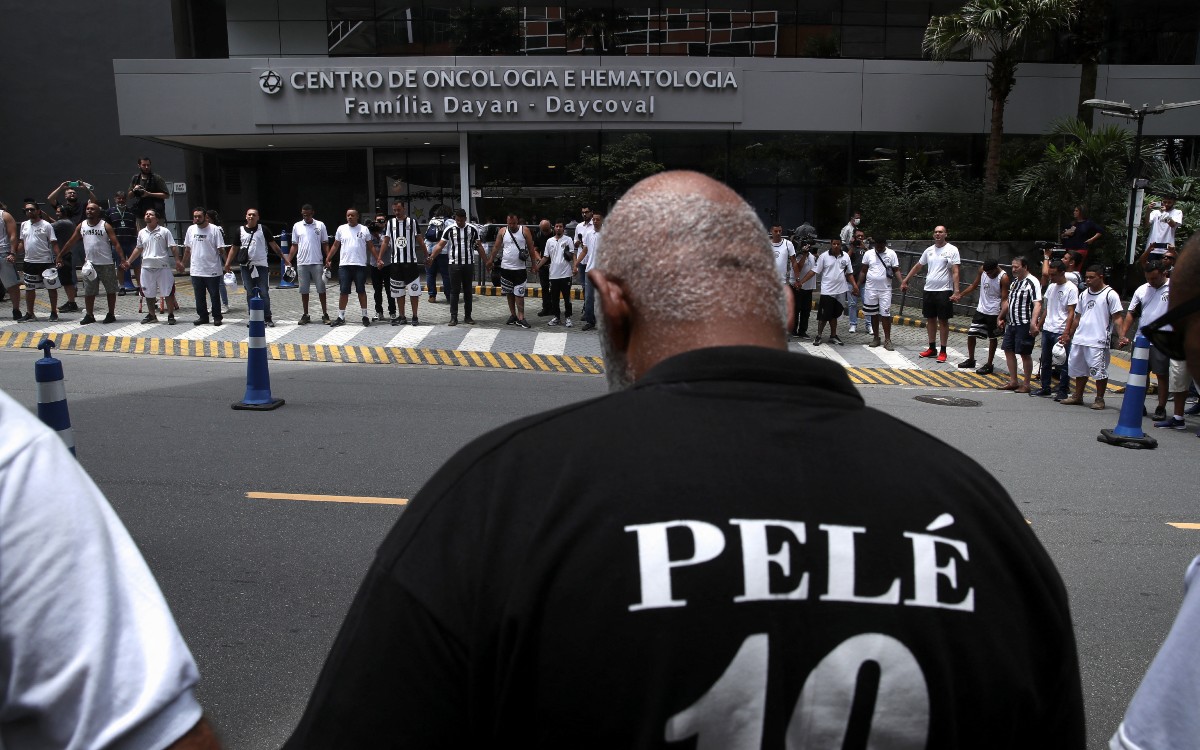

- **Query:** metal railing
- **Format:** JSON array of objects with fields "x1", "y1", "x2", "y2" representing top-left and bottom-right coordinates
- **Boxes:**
[{"x1": 893, "y1": 249, "x2": 1012, "y2": 320}]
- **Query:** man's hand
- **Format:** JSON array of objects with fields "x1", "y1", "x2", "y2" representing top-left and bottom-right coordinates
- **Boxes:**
[
  {"x1": 900, "y1": 281, "x2": 908, "y2": 293},
  {"x1": 1030, "y1": 321, "x2": 1041, "y2": 336},
  {"x1": 949, "y1": 292, "x2": 961, "y2": 303}
]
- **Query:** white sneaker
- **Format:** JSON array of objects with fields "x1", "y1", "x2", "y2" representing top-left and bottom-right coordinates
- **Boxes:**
[
  {"x1": 849, "y1": 324, "x2": 857, "y2": 334},
  {"x1": 564, "y1": 318, "x2": 573, "y2": 328},
  {"x1": 548, "y1": 318, "x2": 560, "y2": 327},
  {"x1": 866, "y1": 322, "x2": 874, "y2": 335},
  {"x1": 222, "y1": 305, "x2": 230, "y2": 315}
]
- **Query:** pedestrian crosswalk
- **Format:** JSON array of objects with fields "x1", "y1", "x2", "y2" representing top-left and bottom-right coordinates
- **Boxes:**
[{"x1": 0, "y1": 316, "x2": 1124, "y2": 392}]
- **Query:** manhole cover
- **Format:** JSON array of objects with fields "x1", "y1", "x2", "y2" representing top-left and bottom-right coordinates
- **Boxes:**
[{"x1": 913, "y1": 395, "x2": 981, "y2": 407}]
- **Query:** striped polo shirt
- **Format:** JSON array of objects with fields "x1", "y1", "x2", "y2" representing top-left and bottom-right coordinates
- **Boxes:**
[{"x1": 439, "y1": 223, "x2": 480, "y2": 265}]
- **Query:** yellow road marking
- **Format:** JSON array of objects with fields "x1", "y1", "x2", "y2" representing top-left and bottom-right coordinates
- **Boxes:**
[
  {"x1": 1168, "y1": 523, "x2": 1200, "y2": 530},
  {"x1": 247, "y1": 491, "x2": 408, "y2": 506}
]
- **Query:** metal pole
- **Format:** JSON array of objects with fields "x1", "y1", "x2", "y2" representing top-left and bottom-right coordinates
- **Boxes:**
[{"x1": 1123, "y1": 111, "x2": 1145, "y2": 295}]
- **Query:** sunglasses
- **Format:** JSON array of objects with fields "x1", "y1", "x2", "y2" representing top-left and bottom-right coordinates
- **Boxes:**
[{"x1": 1142, "y1": 293, "x2": 1200, "y2": 361}]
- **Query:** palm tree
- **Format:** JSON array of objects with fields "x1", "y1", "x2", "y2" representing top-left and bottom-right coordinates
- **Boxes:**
[
  {"x1": 924, "y1": 0, "x2": 1079, "y2": 193},
  {"x1": 1065, "y1": 0, "x2": 1110, "y2": 127}
]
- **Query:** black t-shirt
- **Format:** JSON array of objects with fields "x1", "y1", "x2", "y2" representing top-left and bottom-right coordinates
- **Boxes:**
[
  {"x1": 285, "y1": 347, "x2": 1084, "y2": 749},
  {"x1": 105, "y1": 206, "x2": 139, "y2": 244},
  {"x1": 846, "y1": 242, "x2": 866, "y2": 275},
  {"x1": 129, "y1": 171, "x2": 168, "y2": 217},
  {"x1": 1062, "y1": 219, "x2": 1102, "y2": 251}
]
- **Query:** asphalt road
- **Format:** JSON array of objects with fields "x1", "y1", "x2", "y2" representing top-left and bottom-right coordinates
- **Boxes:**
[{"x1": 0, "y1": 348, "x2": 1195, "y2": 749}]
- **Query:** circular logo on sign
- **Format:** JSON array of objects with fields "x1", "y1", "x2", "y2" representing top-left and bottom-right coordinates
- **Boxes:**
[{"x1": 258, "y1": 69, "x2": 283, "y2": 95}]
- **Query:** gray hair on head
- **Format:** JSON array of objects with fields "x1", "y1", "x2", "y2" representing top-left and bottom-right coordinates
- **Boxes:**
[{"x1": 595, "y1": 171, "x2": 784, "y2": 324}]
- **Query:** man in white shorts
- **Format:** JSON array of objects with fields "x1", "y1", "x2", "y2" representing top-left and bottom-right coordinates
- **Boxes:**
[
  {"x1": 1062, "y1": 265, "x2": 1124, "y2": 409},
  {"x1": 288, "y1": 203, "x2": 331, "y2": 325},
  {"x1": 122, "y1": 209, "x2": 181, "y2": 325},
  {"x1": 59, "y1": 201, "x2": 125, "y2": 324},
  {"x1": 858, "y1": 235, "x2": 901, "y2": 350}
]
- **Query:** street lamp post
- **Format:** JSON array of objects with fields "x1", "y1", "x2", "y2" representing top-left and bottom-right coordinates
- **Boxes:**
[{"x1": 1083, "y1": 98, "x2": 1200, "y2": 268}]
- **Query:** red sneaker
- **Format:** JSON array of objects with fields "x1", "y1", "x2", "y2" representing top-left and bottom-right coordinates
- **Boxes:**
[
  {"x1": 936, "y1": 351, "x2": 947, "y2": 363},
  {"x1": 919, "y1": 347, "x2": 936, "y2": 358}
]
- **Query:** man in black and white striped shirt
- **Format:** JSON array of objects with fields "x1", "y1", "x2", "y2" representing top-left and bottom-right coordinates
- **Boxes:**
[
  {"x1": 997, "y1": 256, "x2": 1042, "y2": 393},
  {"x1": 427, "y1": 208, "x2": 484, "y2": 326},
  {"x1": 383, "y1": 200, "x2": 423, "y2": 326}
]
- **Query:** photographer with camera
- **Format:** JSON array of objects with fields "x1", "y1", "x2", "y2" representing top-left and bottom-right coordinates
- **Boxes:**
[
  {"x1": 46, "y1": 181, "x2": 96, "y2": 225},
  {"x1": 1139, "y1": 195, "x2": 1183, "y2": 268},
  {"x1": 129, "y1": 157, "x2": 169, "y2": 226}
]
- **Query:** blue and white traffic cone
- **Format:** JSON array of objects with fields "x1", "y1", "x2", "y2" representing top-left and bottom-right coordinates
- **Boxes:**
[
  {"x1": 34, "y1": 338, "x2": 76, "y2": 455},
  {"x1": 277, "y1": 230, "x2": 296, "y2": 288},
  {"x1": 232, "y1": 289, "x2": 285, "y2": 411},
  {"x1": 1099, "y1": 334, "x2": 1158, "y2": 449}
]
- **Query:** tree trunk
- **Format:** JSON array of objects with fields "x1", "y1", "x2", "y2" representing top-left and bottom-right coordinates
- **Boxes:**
[
  {"x1": 985, "y1": 91, "x2": 1004, "y2": 193},
  {"x1": 1077, "y1": 62, "x2": 1098, "y2": 128}
]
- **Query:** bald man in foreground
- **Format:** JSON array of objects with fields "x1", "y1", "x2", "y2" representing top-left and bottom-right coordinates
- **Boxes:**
[{"x1": 284, "y1": 172, "x2": 1084, "y2": 749}]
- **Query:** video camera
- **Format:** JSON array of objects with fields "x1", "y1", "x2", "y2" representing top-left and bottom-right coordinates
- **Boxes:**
[{"x1": 1034, "y1": 240, "x2": 1066, "y2": 261}]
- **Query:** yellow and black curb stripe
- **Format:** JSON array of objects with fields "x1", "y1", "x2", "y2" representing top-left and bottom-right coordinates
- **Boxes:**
[
  {"x1": 470, "y1": 285, "x2": 584, "y2": 300},
  {"x1": 0, "y1": 330, "x2": 604, "y2": 374},
  {"x1": 0, "y1": 330, "x2": 1124, "y2": 391},
  {"x1": 843, "y1": 366, "x2": 1122, "y2": 393}
]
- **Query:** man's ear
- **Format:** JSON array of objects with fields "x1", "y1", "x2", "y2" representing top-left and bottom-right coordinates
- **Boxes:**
[{"x1": 590, "y1": 270, "x2": 630, "y2": 351}]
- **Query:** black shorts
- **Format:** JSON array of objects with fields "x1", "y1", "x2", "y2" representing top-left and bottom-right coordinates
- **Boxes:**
[
  {"x1": 22, "y1": 261, "x2": 54, "y2": 289},
  {"x1": 389, "y1": 262, "x2": 422, "y2": 285},
  {"x1": 57, "y1": 261, "x2": 77, "y2": 286},
  {"x1": 922, "y1": 290, "x2": 953, "y2": 320},
  {"x1": 1147, "y1": 345, "x2": 1170, "y2": 379},
  {"x1": 1001, "y1": 321, "x2": 1035, "y2": 355},
  {"x1": 817, "y1": 294, "x2": 844, "y2": 322},
  {"x1": 967, "y1": 311, "x2": 1000, "y2": 339}
]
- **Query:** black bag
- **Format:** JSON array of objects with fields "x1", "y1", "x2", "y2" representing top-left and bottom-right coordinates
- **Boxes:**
[{"x1": 237, "y1": 224, "x2": 260, "y2": 266}]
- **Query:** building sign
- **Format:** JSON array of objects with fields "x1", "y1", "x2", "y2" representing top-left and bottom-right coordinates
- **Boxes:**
[{"x1": 252, "y1": 64, "x2": 741, "y2": 126}]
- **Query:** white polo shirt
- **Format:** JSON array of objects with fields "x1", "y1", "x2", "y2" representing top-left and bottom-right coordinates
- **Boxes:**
[
  {"x1": 291, "y1": 219, "x2": 329, "y2": 266},
  {"x1": 919, "y1": 242, "x2": 961, "y2": 292}
]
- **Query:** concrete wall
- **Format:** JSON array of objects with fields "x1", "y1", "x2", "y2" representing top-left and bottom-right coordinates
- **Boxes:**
[{"x1": 0, "y1": 3, "x2": 189, "y2": 217}]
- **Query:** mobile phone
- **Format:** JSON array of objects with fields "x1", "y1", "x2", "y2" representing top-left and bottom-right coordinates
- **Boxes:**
[{"x1": 67, "y1": 181, "x2": 79, "y2": 188}]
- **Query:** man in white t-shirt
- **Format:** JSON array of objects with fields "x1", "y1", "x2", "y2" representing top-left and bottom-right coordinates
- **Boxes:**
[
  {"x1": 1062, "y1": 265, "x2": 1124, "y2": 409},
  {"x1": 1141, "y1": 195, "x2": 1182, "y2": 262},
  {"x1": 326, "y1": 208, "x2": 374, "y2": 327},
  {"x1": 14, "y1": 201, "x2": 62, "y2": 322},
  {"x1": 1118, "y1": 260, "x2": 1176, "y2": 423},
  {"x1": 952, "y1": 260, "x2": 1007, "y2": 375},
  {"x1": 58, "y1": 201, "x2": 126, "y2": 324},
  {"x1": 858, "y1": 236, "x2": 901, "y2": 350},
  {"x1": 538, "y1": 221, "x2": 576, "y2": 327},
  {"x1": 0, "y1": 203, "x2": 20, "y2": 321},
  {"x1": 575, "y1": 213, "x2": 603, "y2": 331},
  {"x1": 0, "y1": 386, "x2": 218, "y2": 750},
  {"x1": 1034, "y1": 260, "x2": 1079, "y2": 400},
  {"x1": 225, "y1": 208, "x2": 281, "y2": 326},
  {"x1": 769, "y1": 225, "x2": 801, "y2": 335},
  {"x1": 799, "y1": 238, "x2": 858, "y2": 346},
  {"x1": 181, "y1": 207, "x2": 225, "y2": 326},
  {"x1": 122, "y1": 209, "x2": 181, "y2": 325},
  {"x1": 901, "y1": 225, "x2": 961, "y2": 363},
  {"x1": 288, "y1": 204, "x2": 331, "y2": 325}
]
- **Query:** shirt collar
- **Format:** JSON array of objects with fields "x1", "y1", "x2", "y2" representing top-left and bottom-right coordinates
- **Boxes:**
[{"x1": 633, "y1": 345, "x2": 863, "y2": 403}]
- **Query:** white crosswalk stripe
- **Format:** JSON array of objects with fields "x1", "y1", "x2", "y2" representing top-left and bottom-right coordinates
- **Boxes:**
[
  {"x1": 799, "y1": 341, "x2": 852, "y2": 367},
  {"x1": 175, "y1": 320, "x2": 242, "y2": 340},
  {"x1": 386, "y1": 325, "x2": 432, "y2": 348},
  {"x1": 458, "y1": 328, "x2": 499, "y2": 351},
  {"x1": 314, "y1": 322, "x2": 367, "y2": 346},
  {"x1": 944, "y1": 347, "x2": 970, "y2": 367},
  {"x1": 264, "y1": 323, "x2": 293, "y2": 343},
  {"x1": 859, "y1": 344, "x2": 918, "y2": 369},
  {"x1": 533, "y1": 331, "x2": 567, "y2": 356},
  {"x1": 101, "y1": 322, "x2": 155, "y2": 338}
]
